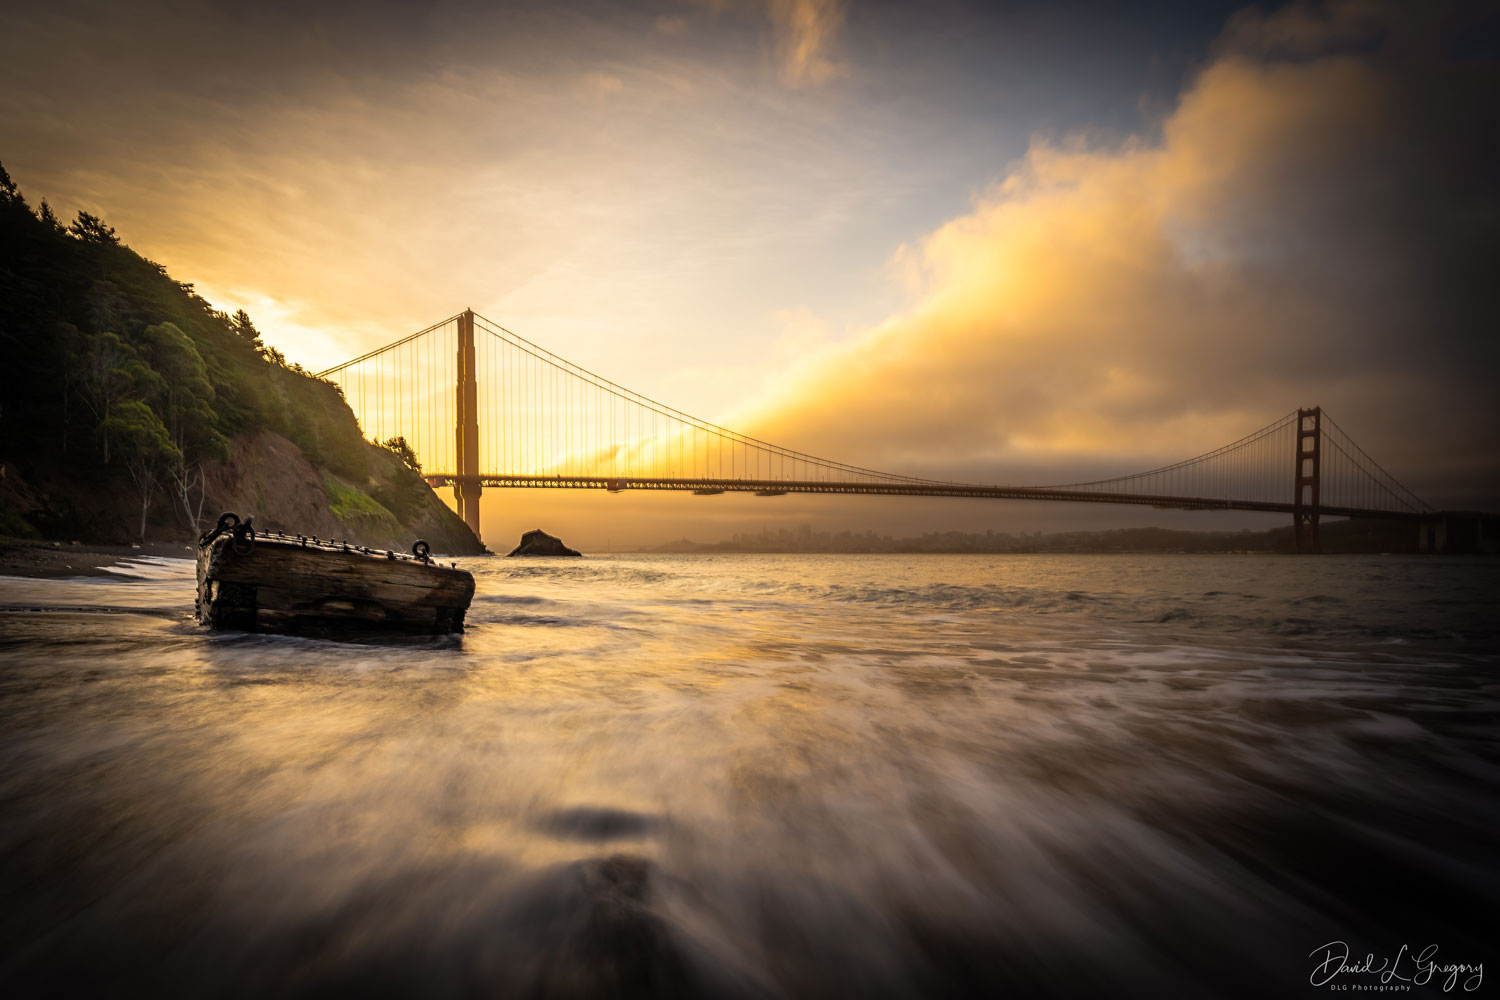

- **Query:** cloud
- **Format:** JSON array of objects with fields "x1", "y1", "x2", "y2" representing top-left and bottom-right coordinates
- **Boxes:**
[
  {"x1": 5, "y1": 0, "x2": 1493, "y2": 522},
  {"x1": 581, "y1": 72, "x2": 625, "y2": 97},
  {"x1": 674, "y1": 0, "x2": 848, "y2": 86},
  {"x1": 765, "y1": 0, "x2": 847, "y2": 86},
  {"x1": 0, "y1": 0, "x2": 891, "y2": 384},
  {"x1": 736, "y1": 2, "x2": 1500, "y2": 504}
]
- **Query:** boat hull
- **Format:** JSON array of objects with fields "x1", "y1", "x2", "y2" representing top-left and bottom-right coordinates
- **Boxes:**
[{"x1": 196, "y1": 536, "x2": 475, "y2": 636}]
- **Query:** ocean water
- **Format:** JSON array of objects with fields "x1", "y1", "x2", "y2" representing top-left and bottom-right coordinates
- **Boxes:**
[{"x1": 0, "y1": 553, "x2": 1495, "y2": 998}]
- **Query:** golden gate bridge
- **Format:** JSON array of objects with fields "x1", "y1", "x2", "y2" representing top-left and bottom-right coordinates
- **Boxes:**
[{"x1": 317, "y1": 309, "x2": 1437, "y2": 552}]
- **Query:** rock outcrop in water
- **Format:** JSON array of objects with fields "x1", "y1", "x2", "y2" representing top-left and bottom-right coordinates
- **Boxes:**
[{"x1": 508, "y1": 529, "x2": 582, "y2": 557}]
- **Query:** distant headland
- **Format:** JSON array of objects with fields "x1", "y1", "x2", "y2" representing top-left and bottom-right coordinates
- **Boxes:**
[{"x1": 651, "y1": 519, "x2": 1455, "y2": 555}]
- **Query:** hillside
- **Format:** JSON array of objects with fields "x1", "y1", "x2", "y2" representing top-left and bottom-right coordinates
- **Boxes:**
[{"x1": 0, "y1": 163, "x2": 482, "y2": 553}]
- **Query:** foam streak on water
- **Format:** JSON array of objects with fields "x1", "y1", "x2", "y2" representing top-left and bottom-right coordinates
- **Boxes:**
[{"x1": 0, "y1": 554, "x2": 1496, "y2": 997}]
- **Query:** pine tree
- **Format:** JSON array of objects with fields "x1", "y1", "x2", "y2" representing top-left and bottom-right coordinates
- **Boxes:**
[
  {"x1": 68, "y1": 211, "x2": 119, "y2": 245},
  {"x1": 36, "y1": 200, "x2": 62, "y2": 230},
  {"x1": 230, "y1": 308, "x2": 263, "y2": 350}
]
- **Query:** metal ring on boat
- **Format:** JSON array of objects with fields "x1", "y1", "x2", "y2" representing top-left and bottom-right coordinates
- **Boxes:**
[{"x1": 199, "y1": 511, "x2": 240, "y2": 547}]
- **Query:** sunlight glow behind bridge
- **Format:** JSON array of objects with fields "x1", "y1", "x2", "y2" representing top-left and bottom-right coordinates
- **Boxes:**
[{"x1": 317, "y1": 310, "x2": 1434, "y2": 551}]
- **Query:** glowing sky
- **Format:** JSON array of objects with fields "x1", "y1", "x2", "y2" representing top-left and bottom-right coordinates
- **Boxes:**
[{"x1": 4, "y1": 0, "x2": 1496, "y2": 545}]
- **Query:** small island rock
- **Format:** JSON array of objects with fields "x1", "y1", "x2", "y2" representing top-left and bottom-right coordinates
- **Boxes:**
[{"x1": 507, "y1": 529, "x2": 582, "y2": 557}]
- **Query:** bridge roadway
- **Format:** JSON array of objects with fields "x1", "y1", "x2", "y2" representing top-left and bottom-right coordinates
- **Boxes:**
[{"x1": 422, "y1": 473, "x2": 1422, "y2": 521}]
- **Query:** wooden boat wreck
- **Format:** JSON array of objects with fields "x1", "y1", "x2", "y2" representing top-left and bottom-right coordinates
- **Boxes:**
[{"x1": 196, "y1": 513, "x2": 475, "y2": 635}]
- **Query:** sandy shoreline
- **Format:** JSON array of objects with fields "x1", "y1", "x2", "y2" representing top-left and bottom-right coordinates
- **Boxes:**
[{"x1": 0, "y1": 538, "x2": 196, "y2": 578}]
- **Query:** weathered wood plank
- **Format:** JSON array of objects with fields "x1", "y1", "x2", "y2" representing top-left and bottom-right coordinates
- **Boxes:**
[
  {"x1": 253, "y1": 584, "x2": 447, "y2": 623},
  {"x1": 196, "y1": 535, "x2": 475, "y2": 635},
  {"x1": 208, "y1": 539, "x2": 472, "y2": 591},
  {"x1": 214, "y1": 561, "x2": 472, "y2": 607},
  {"x1": 252, "y1": 582, "x2": 457, "y2": 615}
]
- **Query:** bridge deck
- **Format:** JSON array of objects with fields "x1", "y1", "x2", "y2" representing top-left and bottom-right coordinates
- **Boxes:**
[{"x1": 421, "y1": 474, "x2": 1422, "y2": 521}]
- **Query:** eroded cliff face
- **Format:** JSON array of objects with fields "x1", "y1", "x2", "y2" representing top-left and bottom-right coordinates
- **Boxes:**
[
  {"x1": 200, "y1": 431, "x2": 484, "y2": 555},
  {"x1": 0, "y1": 430, "x2": 483, "y2": 553}
]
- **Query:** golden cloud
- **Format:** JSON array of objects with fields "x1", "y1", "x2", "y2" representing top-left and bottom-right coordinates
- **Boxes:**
[{"x1": 734, "y1": 3, "x2": 1497, "y2": 494}]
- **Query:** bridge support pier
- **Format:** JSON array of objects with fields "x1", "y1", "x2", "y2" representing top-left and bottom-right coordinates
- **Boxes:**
[
  {"x1": 454, "y1": 308, "x2": 482, "y2": 541},
  {"x1": 1293, "y1": 406, "x2": 1321, "y2": 553}
]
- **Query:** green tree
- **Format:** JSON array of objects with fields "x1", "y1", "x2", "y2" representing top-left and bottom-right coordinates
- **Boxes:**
[
  {"x1": 77, "y1": 331, "x2": 155, "y2": 462},
  {"x1": 0, "y1": 166, "x2": 445, "y2": 544},
  {"x1": 382, "y1": 435, "x2": 421, "y2": 472},
  {"x1": 371, "y1": 437, "x2": 427, "y2": 523},
  {"x1": 85, "y1": 278, "x2": 130, "y2": 335},
  {"x1": 143, "y1": 322, "x2": 229, "y2": 529},
  {"x1": 54, "y1": 322, "x2": 86, "y2": 455},
  {"x1": 230, "y1": 308, "x2": 263, "y2": 351},
  {"x1": 102, "y1": 399, "x2": 180, "y2": 541}
]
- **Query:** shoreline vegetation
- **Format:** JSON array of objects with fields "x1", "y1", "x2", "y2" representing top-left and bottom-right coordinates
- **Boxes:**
[{"x1": 0, "y1": 164, "x2": 481, "y2": 554}]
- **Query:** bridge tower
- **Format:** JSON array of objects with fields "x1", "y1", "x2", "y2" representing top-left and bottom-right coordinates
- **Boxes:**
[
  {"x1": 454, "y1": 308, "x2": 482, "y2": 540},
  {"x1": 1293, "y1": 406, "x2": 1321, "y2": 553}
]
